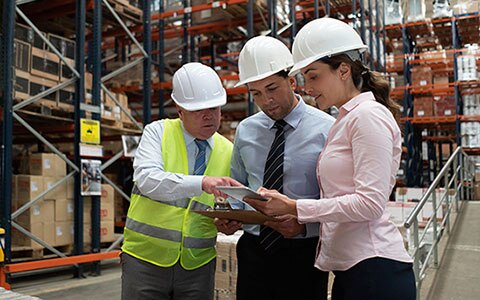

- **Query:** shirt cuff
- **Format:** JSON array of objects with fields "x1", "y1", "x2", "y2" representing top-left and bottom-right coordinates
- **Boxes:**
[
  {"x1": 297, "y1": 199, "x2": 322, "y2": 223},
  {"x1": 183, "y1": 175, "x2": 204, "y2": 197}
]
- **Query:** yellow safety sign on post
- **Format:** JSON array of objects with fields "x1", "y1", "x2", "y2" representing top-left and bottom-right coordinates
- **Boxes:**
[{"x1": 80, "y1": 119, "x2": 100, "y2": 144}]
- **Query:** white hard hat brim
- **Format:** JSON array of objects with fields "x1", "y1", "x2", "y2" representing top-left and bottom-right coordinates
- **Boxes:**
[
  {"x1": 234, "y1": 67, "x2": 291, "y2": 87},
  {"x1": 289, "y1": 45, "x2": 368, "y2": 76},
  {"x1": 173, "y1": 94, "x2": 227, "y2": 111}
]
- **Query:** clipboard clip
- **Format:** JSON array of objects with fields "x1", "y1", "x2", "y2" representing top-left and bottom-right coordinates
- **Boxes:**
[{"x1": 213, "y1": 196, "x2": 232, "y2": 210}]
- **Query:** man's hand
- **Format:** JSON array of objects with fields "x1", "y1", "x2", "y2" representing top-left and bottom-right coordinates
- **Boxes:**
[
  {"x1": 264, "y1": 215, "x2": 305, "y2": 238},
  {"x1": 202, "y1": 176, "x2": 242, "y2": 198},
  {"x1": 214, "y1": 218, "x2": 242, "y2": 235}
]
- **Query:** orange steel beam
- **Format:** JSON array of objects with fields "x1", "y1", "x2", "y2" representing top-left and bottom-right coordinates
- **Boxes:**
[
  {"x1": 151, "y1": 0, "x2": 248, "y2": 20},
  {"x1": 4, "y1": 251, "x2": 120, "y2": 273}
]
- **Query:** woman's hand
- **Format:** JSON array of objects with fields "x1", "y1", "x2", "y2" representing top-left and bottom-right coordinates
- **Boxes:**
[{"x1": 243, "y1": 187, "x2": 297, "y2": 217}]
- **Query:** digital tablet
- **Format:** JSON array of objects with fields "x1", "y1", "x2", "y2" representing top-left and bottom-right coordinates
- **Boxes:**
[{"x1": 216, "y1": 186, "x2": 268, "y2": 201}]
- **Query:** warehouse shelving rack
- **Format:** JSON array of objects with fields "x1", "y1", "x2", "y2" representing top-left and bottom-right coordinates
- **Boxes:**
[
  {"x1": 0, "y1": 0, "x2": 150, "y2": 287},
  {"x1": 101, "y1": 0, "x2": 387, "y2": 121},
  {"x1": 386, "y1": 11, "x2": 480, "y2": 187},
  {"x1": 1, "y1": 0, "x2": 386, "y2": 287}
]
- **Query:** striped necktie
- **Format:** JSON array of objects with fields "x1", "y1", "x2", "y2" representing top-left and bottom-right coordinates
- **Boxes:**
[
  {"x1": 194, "y1": 139, "x2": 208, "y2": 175},
  {"x1": 260, "y1": 120, "x2": 287, "y2": 251}
]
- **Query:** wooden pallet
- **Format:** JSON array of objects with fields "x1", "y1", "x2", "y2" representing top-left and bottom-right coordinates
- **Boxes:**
[
  {"x1": 11, "y1": 244, "x2": 73, "y2": 262},
  {"x1": 107, "y1": 0, "x2": 143, "y2": 23},
  {"x1": 11, "y1": 246, "x2": 44, "y2": 261}
]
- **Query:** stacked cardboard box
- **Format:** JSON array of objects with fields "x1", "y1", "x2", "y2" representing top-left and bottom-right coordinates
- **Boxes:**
[
  {"x1": 12, "y1": 153, "x2": 72, "y2": 249},
  {"x1": 83, "y1": 184, "x2": 116, "y2": 250},
  {"x1": 215, "y1": 232, "x2": 242, "y2": 299},
  {"x1": 411, "y1": 66, "x2": 433, "y2": 87},
  {"x1": 413, "y1": 97, "x2": 434, "y2": 117},
  {"x1": 433, "y1": 96, "x2": 456, "y2": 116}
]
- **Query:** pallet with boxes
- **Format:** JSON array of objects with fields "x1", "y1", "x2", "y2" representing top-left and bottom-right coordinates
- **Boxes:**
[
  {"x1": 11, "y1": 153, "x2": 116, "y2": 259},
  {"x1": 13, "y1": 22, "x2": 136, "y2": 129}
]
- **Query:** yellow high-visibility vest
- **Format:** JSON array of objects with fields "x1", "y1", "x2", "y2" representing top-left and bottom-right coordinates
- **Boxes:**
[{"x1": 122, "y1": 118, "x2": 232, "y2": 270}]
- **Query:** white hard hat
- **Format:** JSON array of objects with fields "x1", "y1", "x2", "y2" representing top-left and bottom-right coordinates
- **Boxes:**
[
  {"x1": 235, "y1": 36, "x2": 293, "y2": 87},
  {"x1": 171, "y1": 62, "x2": 227, "y2": 111},
  {"x1": 289, "y1": 17, "x2": 368, "y2": 76}
]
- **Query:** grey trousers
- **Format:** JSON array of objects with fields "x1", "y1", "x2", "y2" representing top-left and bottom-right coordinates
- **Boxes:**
[{"x1": 121, "y1": 252, "x2": 216, "y2": 300}]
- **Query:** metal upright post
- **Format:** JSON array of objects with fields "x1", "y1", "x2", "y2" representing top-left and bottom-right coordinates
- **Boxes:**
[
  {"x1": 210, "y1": 41, "x2": 216, "y2": 68},
  {"x1": 247, "y1": 0, "x2": 254, "y2": 116},
  {"x1": 367, "y1": 0, "x2": 374, "y2": 69},
  {"x1": 314, "y1": 0, "x2": 319, "y2": 19},
  {"x1": 190, "y1": 36, "x2": 195, "y2": 62},
  {"x1": 158, "y1": 0, "x2": 165, "y2": 119},
  {"x1": 182, "y1": 0, "x2": 188, "y2": 64},
  {"x1": 290, "y1": 0, "x2": 296, "y2": 47},
  {"x1": 360, "y1": 0, "x2": 366, "y2": 44},
  {"x1": 382, "y1": 0, "x2": 387, "y2": 72},
  {"x1": 89, "y1": 0, "x2": 103, "y2": 277},
  {"x1": 143, "y1": 0, "x2": 152, "y2": 124},
  {"x1": 268, "y1": 0, "x2": 275, "y2": 37},
  {"x1": 1, "y1": 0, "x2": 15, "y2": 266},
  {"x1": 452, "y1": 18, "x2": 461, "y2": 147},
  {"x1": 73, "y1": 0, "x2": 87, "y2": 278},
  {"x1": 375, "y1": 0, "x2": 381, "y2": 70}
]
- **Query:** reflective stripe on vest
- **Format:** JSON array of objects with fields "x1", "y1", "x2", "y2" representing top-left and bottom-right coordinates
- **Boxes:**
[
  {"x1": 122, "y1": 118, "x2": 233, "y2": 270},
  {"x1": 131, "y1": 185, "x2": 190, "y2": 209}
]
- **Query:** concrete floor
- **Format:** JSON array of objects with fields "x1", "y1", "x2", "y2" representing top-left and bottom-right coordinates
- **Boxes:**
[
  {"x1": 9, "y1": 201, "x2": 480, "y2": 300},
  {"x1": 12, "y1": 262, "x2": 121, "y2": 300},
  {"x1": 427, "y1": 201, "x2": 480, "y2": 300}
]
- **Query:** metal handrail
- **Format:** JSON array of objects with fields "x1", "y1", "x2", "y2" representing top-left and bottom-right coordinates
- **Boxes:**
[
  {"x1": 403, "y1": 146, "x2": 475, "y2": 299},
  {"x1": 404, "y1": 146, "x2": 462, "y2": 228}
]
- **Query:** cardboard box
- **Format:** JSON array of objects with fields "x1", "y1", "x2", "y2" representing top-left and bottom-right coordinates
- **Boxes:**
[
  {"x1": 55, "y1": 199, "x2": 74, "y2": 222},
  {"x1": 215, "y1": 240, "x2": 231, "y2": 290},
  {"x1": 433, "y1": 96, "x2": 456, "y2": 116},
  {"x1": 17, "y1": 199, "x2": 55, "y2": 226},
  {"x1": 84, "y1": 185, "x2": 115, "y2": 222},
  {"x1": 67, "y1": 176, "x2": 75, "y2": 199},
  {"x1": 474, "y1": 183, "x2": 480, "y2": 200},
  {"x1": 43, "y1": 177, "x2": 68, "y2": 200},
  {"x1": 83, "y1": 221, "x2": 115, "y2": 244},
  {"x1": 55, "y1": 221, "x2": 73, "y2": 246},
  {"x1": 411, "y1": 66, "x2": 432, "y2": 87},
  {"x1": 413, "y1": 97, "x2": 434, "y2": 117},
  {"x1": 43, "y1": 221, "x2": 56, "y2": 246},
  {"x1": 29, "y1": 153, "x2": 67, "y2": 177},
  {"x1": 16, "y1": 175, "x2": 44, "y2": 208},
  {"x1": 12, "y1": 221, "x2": 44, "y2": 249}
]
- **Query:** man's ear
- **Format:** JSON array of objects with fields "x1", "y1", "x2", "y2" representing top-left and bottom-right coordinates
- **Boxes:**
[
  {"x1": 176, "y1": 105, "x2": 184, "y2": 120},
  {"x1": 289, "y1": 76, "x2": 297, "y2": 91}
]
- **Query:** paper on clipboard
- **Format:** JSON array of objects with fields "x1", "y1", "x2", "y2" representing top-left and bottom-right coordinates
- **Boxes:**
[
  {"x1": 192, "y1": 209, "x2": 276, "y2": 224},
  {"x1": 216, "y1": 186, "x2": 268, "y2": 201}
]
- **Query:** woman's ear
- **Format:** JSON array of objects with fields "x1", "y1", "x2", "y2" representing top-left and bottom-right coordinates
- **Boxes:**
[{"x1": 339, "y1": 62, "x2": 351, "y2": 80}]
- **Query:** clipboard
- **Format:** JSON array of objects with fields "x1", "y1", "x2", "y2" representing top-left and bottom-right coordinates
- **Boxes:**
[{"x1": 192, "y1": 209, "x2": 276, "y2": 224}]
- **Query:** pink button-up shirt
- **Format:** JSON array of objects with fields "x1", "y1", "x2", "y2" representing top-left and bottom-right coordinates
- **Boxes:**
[{"x1": 297, "y1": 92, "x2": 412, "y2": 271}]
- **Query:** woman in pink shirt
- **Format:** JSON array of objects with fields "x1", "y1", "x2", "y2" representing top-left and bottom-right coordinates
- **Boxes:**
[{"x1": 245, "y1": 18, "x2": 416, "y2": 300}]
